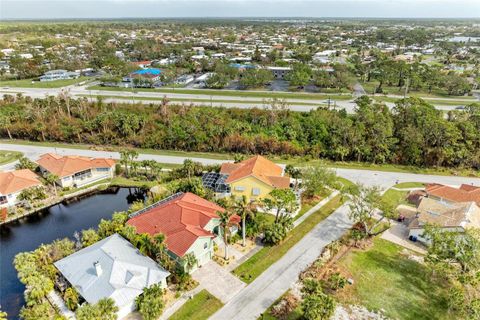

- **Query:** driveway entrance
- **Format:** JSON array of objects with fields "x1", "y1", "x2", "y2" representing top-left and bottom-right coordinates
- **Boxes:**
[{"x1": 192, "y1": 261, "x2": 246, "y2": 303}]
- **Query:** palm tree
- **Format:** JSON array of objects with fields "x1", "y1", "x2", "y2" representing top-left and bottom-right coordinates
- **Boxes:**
[
  {"x1": 45, "y1": 173, "x2": 59, "y2": 197},
  {"x1": 137, "y1": 233, "x2": 154, "y2": 257},
  {"x1": 218, "y1": 210, "x2": 234, "y2": 260},
  {"x1": 233, "y1": 195, "x2": 256, "y2": 247},
  {"x1": 183, "y1": 252, "x2": 198, "y2": 273}
]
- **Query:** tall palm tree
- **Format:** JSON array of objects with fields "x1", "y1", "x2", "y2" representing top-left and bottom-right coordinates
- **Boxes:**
[
  {"x1": 233, "y1": 195, "x2": 256, "y2": 247},
  {"x1": 45, "y1": 173, "x2": 59, "y2": 197},
  {"x1": 218, "y1": 210, "x2": 234, "y2": 260}
]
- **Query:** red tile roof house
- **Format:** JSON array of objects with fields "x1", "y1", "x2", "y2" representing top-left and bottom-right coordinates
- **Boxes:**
[
  {"x1": 0, "y1": 169, "x2": 42, "y2": 207},
  {"x1": 425, "y1": 183, "x2": 480, "y2": 206},
  {"x1": 36, "y1": 153, "x2": 115, "y2": 188},
  {"x1": 127, "y1": 192, "x2": 240, "y2": 273}
]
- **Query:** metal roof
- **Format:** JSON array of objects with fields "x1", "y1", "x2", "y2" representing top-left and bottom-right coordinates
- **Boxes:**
[{"x1": 54, "y1": 234, "x2": 170, "y2": 308}]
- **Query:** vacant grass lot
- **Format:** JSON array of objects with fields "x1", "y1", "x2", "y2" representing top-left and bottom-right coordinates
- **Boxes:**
[
  {"x1": 0, "y1": 76, "x2": 90, "y2": 88},
  {"x1": 336, "y1": 238, "x2": 451, "y2": 320},
  {"x1": 168, "y1": 289, "x2": 223, "y2": 320},
  {"x1": 233, "y1": 195, "x2": 343, "y2": 283},
  {"x1": 0, "y1": 150, "x2": 22, "y2": 165}
]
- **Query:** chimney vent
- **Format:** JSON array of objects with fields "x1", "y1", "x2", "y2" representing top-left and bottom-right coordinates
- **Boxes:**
[{"x1": 94, "y1": 261, "x2": 102, "y2": 276}]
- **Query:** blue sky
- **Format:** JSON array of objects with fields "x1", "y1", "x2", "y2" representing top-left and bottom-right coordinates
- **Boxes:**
[{"x1": 1, "y1": 0, "x2": 479, "y2": 19}]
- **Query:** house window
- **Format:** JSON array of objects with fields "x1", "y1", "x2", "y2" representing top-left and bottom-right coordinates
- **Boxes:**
[
  {"x1": 252, "y1": 188, "x2": 260, "y2": 196},
  {"x1": 204, "y1": 242, "x2": 208, "y2": 249},
  {"x1": 97, "y1": 167, "x2": 110, "y2": 172},
  {"x1": 235, "y1": 186, "x2": 245, "y2": 191}
]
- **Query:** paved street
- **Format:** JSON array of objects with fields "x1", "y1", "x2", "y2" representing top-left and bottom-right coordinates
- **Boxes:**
[
  {"x1": 2, "y1": 143, "x2": 480, "y2": 191},
  {"x1": 209, "y1": 204, "x2": 353, "y2": 320},
  {"x1": 0, "y1": 85, "x2": 465, "y2": 114}
]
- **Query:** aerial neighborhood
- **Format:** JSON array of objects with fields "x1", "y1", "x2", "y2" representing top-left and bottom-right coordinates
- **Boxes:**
[{"x1": 0, "y1": 11, "x2": 480, "y2": 320}]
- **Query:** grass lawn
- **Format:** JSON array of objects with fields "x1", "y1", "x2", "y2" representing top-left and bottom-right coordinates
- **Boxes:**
[
  {"x1": 0, "y1": 150, "x2": 22, "y2": 165},
  {"x1": 110, "y1": 176, "x2": 162, "y2": 188},
  {"x1": 394, "y1": 182, "x2": 425, "y2": 189},
  {"x1": 87, "y1": 85, "x2": 353, "y2": 101},
  {"x1": 80, "y1": 94, "x2": 321, "y2": 107},
  {"x1": 233, "y1": 195, "x2": 343, "y2": 283},
  {"x1": 168, "y1": 289, "x2": 223, "y2": 320},
  {"x1": 335, "y1": 238, "x2": 451, "y2": 320},
  {"x1": 0, "y1": 76, "x2": 90, "y2": 88},
  {"x1": 382, "y1": 188, "x2": 409, "y2": 208},
  {"x1": 360, "y1": 81, "x2": 476, "y2": 100},
  {"x1": 373, "y1": 96, "x2": 476, "y2": 106}
]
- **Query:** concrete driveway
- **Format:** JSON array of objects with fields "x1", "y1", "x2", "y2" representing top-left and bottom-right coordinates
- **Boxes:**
[{"x1": 192, "y1": 261, "x2": 246, "y2": 303}]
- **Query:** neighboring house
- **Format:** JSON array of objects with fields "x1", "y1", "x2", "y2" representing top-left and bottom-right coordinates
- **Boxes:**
[
  {"x1": 39, "y1": 69, "x2": 80, "y2": 81},
  {"x1": 36, "y1": 153, "x2": 115, "y2": 188},
  {"x1": 133, "y1": 60, "x2": 152, "y2": 69},
  {"x1": 426, "y1": 183, "x2": 480, "y2": 206},
  {"x1": 408, "y1": 197, "x2": 480, "y2": 244},
  {"x1": 217, "y1": 155, "x2": 290, "y2": 202},
  {"x1": 54, "y1": 234, "x2": 170, "y2": 318},
  {"x1": 126, "y1": 68, "x2": 162, "y2": 83},
  {"x1": 127, "y1": 192, "x2": 240, "y2": 272},
  {"x1": 0, "y1": 169, "x2": 42, "y2": 207}
]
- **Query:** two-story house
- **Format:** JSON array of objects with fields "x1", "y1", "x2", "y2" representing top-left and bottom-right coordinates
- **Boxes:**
[
  {"x1": 218, "y1": 155, "x2": 290, "y2": 202},
  {"x1": 127, "y1": 192, "x2": 239, "y2": 273}
]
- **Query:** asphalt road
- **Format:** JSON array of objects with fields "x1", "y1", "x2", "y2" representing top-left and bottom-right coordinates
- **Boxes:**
[
  {"x1": 2, "y1": 143, "x2": 480, "y2": 191},
  {"x1": 0, "y1": 86, "x2": 465, "y2": 114}
]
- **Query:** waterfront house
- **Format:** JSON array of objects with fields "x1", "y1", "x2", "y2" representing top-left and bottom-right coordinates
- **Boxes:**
[
  {"x1": 127, "y1": 192, "x2": 240, "y2": 273},
  {"x1": 408, "y1": 197, "x2": 480, "y2": 244},
  {"x1": 36, "y1": 153, "x2": 115, "y2": 188},
  {"x1": 0, "y1": 169, "x2": 42, "y2": 207},
  {"x1": 54, "y1": 233, "x2": 170, "y2": 318},
  {"x1": 217, "y1": 155, "x2": 290, "y2": 202}
]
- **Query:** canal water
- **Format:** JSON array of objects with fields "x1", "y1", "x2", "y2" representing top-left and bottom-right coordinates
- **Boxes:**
[{"x1": 0, "y1": 187, "x2": 145, "y2": 319}]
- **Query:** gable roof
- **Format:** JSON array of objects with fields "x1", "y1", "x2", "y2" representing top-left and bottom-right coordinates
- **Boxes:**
[
  {"x1": 54, "y1": 234, "x2": 170, "y2": 307},
  {"x1": 36, "y1": 153, "x2": 115, "y2": 178},
  {"x1": 426, "y1": 183, "x2": 480, "y2": 206},
  {"x1": 0, "y1": 169, "x2": 41, "y2": 195},
  {"x1": 220, "y1": 155, "x2": 290, "y2": 188},
  {"x1": 127, "y1": 192, "x2": 239, "y2": 257},
  {"x1": 409, "y1": 197, "x2": 480, "y2": 229}
]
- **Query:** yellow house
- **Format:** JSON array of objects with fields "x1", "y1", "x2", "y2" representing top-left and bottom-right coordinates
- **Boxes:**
[{"x1": 220, "y1": 155, "x2": 290, "y2": 202}]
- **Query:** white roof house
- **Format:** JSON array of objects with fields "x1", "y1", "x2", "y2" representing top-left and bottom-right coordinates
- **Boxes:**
[{"x1": 54, "y1": 234, "x2": 170, "y2": 318}]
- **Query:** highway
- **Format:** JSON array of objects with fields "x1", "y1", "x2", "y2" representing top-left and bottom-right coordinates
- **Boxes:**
[{"x1": 0, "y1": 85, "x2": 467, "y2": 114}]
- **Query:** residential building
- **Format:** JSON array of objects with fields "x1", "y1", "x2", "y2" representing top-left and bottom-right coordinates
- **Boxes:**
[
  {"x1": 0, "y1": 169, "x2": 42, "y2": 207},
  {"x1": 218, "y1": 155, "x2": 290, "y2": 202},
  {"x1": 54, "y1": 234, "x2": 170, "y2": 318},
  {"x1": 127, "y1": 192, "x2": 240, "y2": 272},
  {"x1": 408, "y1": 197, "x2": 480, "y2": 244},
  {"x1": 36, "y1": 153, "x2": 115, "y2": 188},
  {"x1": 127, "y1": 68, "x2": 162, "y2": 82},
  {"x1": 425, "y1": 183, "x2": 480, "y2": 206},
  {"x1": 39, "y1": 69, "x2": 80, "y2": 81}
]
